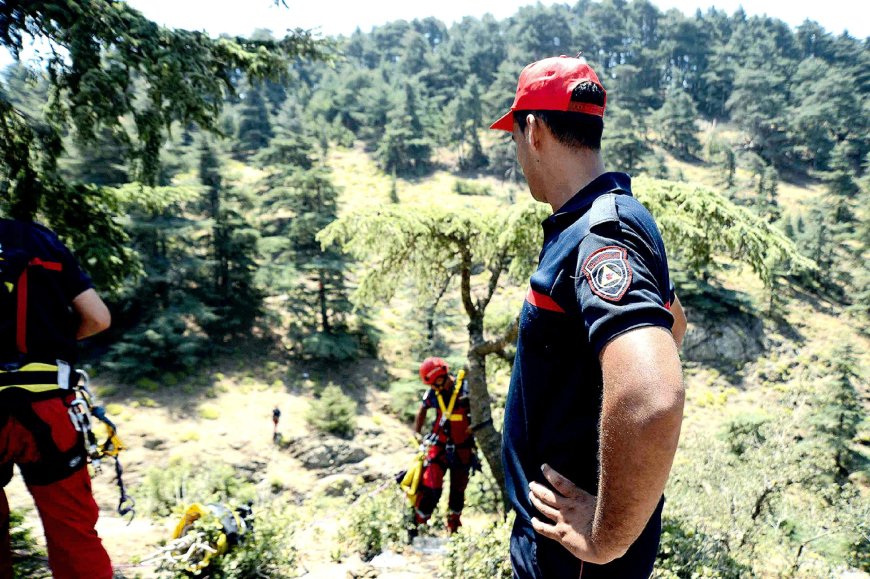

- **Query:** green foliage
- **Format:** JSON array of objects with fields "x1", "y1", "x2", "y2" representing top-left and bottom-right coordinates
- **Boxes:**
[
  {"x1": 197, "y1": 140, "x2": 262, "y2": 340},
  {"x1": 8, "y1": 509, "x2": 49, "y2": 578},
  {"x1": 663, "y1": 346, "x2": 869, "y2": 575},
  {"x1": 139, "y1": 460, "x2": 255, "y2": 518},
  {"x1": 633, "y1": 177, "x2": 815, "y2": 285},
  {"x1": 442, "y1": 516, "x2": 512, "y2": 579},
  {"x1": 653, "y1": 88, "x2": 701, "y2": 157},
  {"x1": 375, "y1": 82, "x2": 433, "y2": 175},
  {"x1": 340, "y1": 489, "x2": 409, "y2": 561},
  {"x1": 234, "y1": 84, "x2": 273, "y2": 159},
  {"x1": 657, "y1": 517, "x2": 748, "y2": 578},
  {"x1": 453, "y1": 179, "x2": 492, "y2": 196},
  {"x1": 106, "y1": 298, "x2": 214, "y2": 379},
  {"x1": 205, "y1": 506, "x2": 300, "y2": 579},
  {"x1": 1, "y1": 0, "x2": 326, "y2": 229},
  {"x1": 602, "y1": 106, "x2": 651, "y2": 174},
  {"x1": 319, "y1": 202, "x2": 545, "y2": 309},
  {"x1": 721, "y1": 411, "x2": 769, "y2": 456},
  {"x1": 306, "y1": 384, "x2": 357, "y2": 438},
  {"x1": 388, "y1": 379, "x2": 423, "y2": 423}
]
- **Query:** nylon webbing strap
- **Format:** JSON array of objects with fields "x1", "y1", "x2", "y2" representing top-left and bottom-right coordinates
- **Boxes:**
[
  {"x1": 435, "y1": 371, "x2": 464, "y2": 422},
  {"x1": 0, "y1": 363, "x2": 63, "y2": 393}
]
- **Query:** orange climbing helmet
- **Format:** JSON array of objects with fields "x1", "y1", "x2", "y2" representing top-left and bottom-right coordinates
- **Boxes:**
[{"x1": 419, "y1": 357, "x2": 449, "y2": 386}]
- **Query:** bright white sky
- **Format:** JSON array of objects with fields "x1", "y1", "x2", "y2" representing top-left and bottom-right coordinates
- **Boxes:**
[
  {"x1": 1, "y1": 0, "x2": 866, "y2": 68},
  {"x1": 127, "y1": 0, "x2": 866, "y2": 38}
]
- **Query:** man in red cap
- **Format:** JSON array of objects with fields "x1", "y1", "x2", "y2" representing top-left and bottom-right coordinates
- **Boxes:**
[
  {"x1": 410, "y1": 357, "x2": 475, "y2": 536},
  {"x1": 492, "y1": 56, "x2": 686, "y2": 577}
]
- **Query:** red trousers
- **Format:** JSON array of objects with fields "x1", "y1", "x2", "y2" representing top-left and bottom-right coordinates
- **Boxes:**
[
  {"x1": 0, "y1": 397, "x2": 112, "y2": 579},
  {"x1": 414, "y1": 444, "x2": 472, "y2": 520}
]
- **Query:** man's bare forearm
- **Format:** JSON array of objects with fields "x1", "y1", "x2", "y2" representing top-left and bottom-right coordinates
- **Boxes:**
[
  {"x1": 414, "y1": 407, "x2": 427, "y2": 434},
  {"x1": 592, "y1": 326, "x2": 684, "y2": 561}
]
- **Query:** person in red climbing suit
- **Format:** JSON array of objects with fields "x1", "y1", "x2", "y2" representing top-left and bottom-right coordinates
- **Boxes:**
[
  {"x1": 0, "y1": 218, "x2": 113, "y2": 579},
  {"x1": 412, "y1": 357, "x2": 476, "y2": 536}
]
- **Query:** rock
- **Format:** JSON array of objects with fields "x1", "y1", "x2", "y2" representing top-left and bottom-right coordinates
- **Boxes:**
[
  {"x1": 681, "y1": 306, "x2": 764, "y2": 366},
  {"x1": 142, "y1": 438, "x2": 165, "y2": 450},
  {"x1": 285, "y1": 435, "x2": 369, "y2": 470},
  {"x1": 369, "y1": 551, "x2": 407, "y2": 569},
  {"x1": 316, "y1": 474, "x2": 356, "y2": 497},
  {"x1": 411, "y1": 536, "x2": 448, "y2": 555},
  {"x1": 346, "y1": 565, "x2": 379, "y2": 578}
]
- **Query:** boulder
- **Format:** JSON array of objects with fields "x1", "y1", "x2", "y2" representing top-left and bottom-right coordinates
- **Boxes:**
[
  {"x1": 284, "y1": 435, "x2": 369, "y2": 470},
  {"x1": 316, "y1": 474, "x2": 356, "y2": 497},
  {"x1": 681, "y1": 306, "x2": 764, "y2": 366}
]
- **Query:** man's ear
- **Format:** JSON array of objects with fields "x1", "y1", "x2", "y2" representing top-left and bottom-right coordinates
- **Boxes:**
[{"x1": 525, "y1": 114, "x2": 545, "y2": 152}]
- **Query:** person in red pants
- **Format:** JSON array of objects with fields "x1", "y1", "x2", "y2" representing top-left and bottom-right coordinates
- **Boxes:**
[
  {"x1": 0, "y1": 218, "x2": 113, "y2": 579},
  {"x1": 412, "y1": 357, "x2": 476, "y2": 535}
]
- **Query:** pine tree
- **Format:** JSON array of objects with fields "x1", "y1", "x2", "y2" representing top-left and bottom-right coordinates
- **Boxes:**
[
  {"x1": 257, "y1": 125, "x2": 356, "y2": 359},
  {"x1": 602, "y1": 107, "x2": 651, "y2": 174},
  {"x1": 375, "y1": 82, "x2": 432, "y2": 175},
  {"x1": 653, "y1": 88, "x2": 701, "y2": 157},
  {"x1": 198, "y1": 140, "x2": 261, "y2": 340},
  {"x1": 234, "y1": 84, "x2": 274, "y2": 159}
]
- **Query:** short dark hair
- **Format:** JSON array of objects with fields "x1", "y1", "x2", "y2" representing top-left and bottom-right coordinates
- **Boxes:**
[{"x1": 514, "y1": 81, "x2": 605, "y2": 150}]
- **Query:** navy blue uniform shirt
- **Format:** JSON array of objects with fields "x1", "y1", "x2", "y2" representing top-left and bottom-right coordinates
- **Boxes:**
[
  {"x1": 503, "y1": 173, "x2": 673, "y2": 578},
  {"x1": 0, "y1": 219, "x2": 94, "y2": 365}
]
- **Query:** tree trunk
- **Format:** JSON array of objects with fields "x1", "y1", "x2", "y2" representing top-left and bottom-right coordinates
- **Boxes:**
[
  {"x1": 465, "y1": 315, "x2": 508, "y2": 509},
  {"x1": 318, "y1": 270, "x2": 330, "y2": 334}
]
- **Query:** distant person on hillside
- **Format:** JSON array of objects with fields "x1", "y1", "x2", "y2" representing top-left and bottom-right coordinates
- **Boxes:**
[
  {"x1": 272, "y1": 405, "x2": 281, "y2": 443},
  {"x1": 411, "y1": 357, "x2": 476, "y2": 536},
  {"x1": 0, "y1": 218, "x2": 113, "y2": 579},
  {"x1": 490, "y1": 56, "x2": 686, "y2": 578}
]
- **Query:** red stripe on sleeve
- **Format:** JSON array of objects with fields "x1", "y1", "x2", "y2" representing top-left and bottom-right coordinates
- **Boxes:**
[
  {"x1": 526, "y1": 287, "x2": 566, "y2": 313},
  {"x1": 29, "y1": 258, "x2": 63, "y2": 271}
]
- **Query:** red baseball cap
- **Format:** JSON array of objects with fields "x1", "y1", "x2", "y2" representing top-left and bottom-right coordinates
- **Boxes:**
[{"x1": 490, "y1": 55, "x2": 607, "y2": 132}]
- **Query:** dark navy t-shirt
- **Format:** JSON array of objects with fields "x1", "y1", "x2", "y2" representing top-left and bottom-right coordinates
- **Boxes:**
[
  {"x1": 503, "y1": 173, "x2": 673, "y2": 578},
  {"x1": 0, "y1": 219, "x2": 94, "y2": 365}
]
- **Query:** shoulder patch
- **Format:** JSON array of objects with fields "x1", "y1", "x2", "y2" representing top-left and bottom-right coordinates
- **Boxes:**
[{"x1": 582, "y1": 246, "x2": 632, "y2": 302}]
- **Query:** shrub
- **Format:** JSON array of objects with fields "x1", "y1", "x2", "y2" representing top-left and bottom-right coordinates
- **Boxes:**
[
  {"x1": 721, "y1": 411, "x2": 769, "y2": 456},
  {"x1": 9, "y1": 509, "x2": 49, "y2": 578},
  {"x1": 340, "y1": 488, "x2": 409, "y2": 561},
  {"x1": 139, "y1": 460, "x2": 255, "y2": 518},
  {"x1": 306, "y1": 384, "x2": 356, "y2": 438},
  {"x1": 105, "y1": 307, "x2": 213, "y2": 380},
  {"x1": 442, "y1": 516, "x2": 512, "y2": 579},
  {"x1": 198, "y1": 403, "x2": 221, "y2": 420},
  {"x1": 155, "y1": 502, "x2": 300, "y2": 578},
  {"x1": 453, "y1": 179, "x2": 491, "y2": 196},
  {"x1": 209, "y1": 504, "x2": 300, "y2": 578}
]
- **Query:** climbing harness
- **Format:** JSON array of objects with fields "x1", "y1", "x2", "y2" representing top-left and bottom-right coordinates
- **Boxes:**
[
  {"x1": 434, "y1": 369, "x2": 465, "y2": 430},
  {"x1": 68, "y1": 369, "x2": 135, "y2": 521}
]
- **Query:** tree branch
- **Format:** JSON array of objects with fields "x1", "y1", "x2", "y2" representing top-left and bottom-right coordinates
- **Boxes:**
[
  {"x1": 476, "y1": 255, "x2": 506, "y2": 312},
  {"x1": 458, "y1": 243, "x2": 477, "y2": 319},
  {"x1": 471, "y1": 317, "x2": 518, "y2": 357}
]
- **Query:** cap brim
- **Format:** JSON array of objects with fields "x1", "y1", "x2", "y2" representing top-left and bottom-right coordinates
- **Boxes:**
[{"x1": 489, "y1": 110, "x2": 515, "y2": 132}]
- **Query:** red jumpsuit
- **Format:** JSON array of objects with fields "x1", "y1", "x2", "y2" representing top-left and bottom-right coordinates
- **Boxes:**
[
  {"x1": 414, "y1": 381, "x2": 475, "y2": 533},
  {"x1": 0, "y1": 219, "x2": 112, "y2": 578},
  {"x1": 0, "y1": 395, "x2": 113, "y2": 579}
]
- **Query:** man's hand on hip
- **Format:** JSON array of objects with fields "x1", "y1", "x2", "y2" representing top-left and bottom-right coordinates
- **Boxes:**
[{"x1": 529, "y1": 463, "x2": 615, "y2": 565}]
